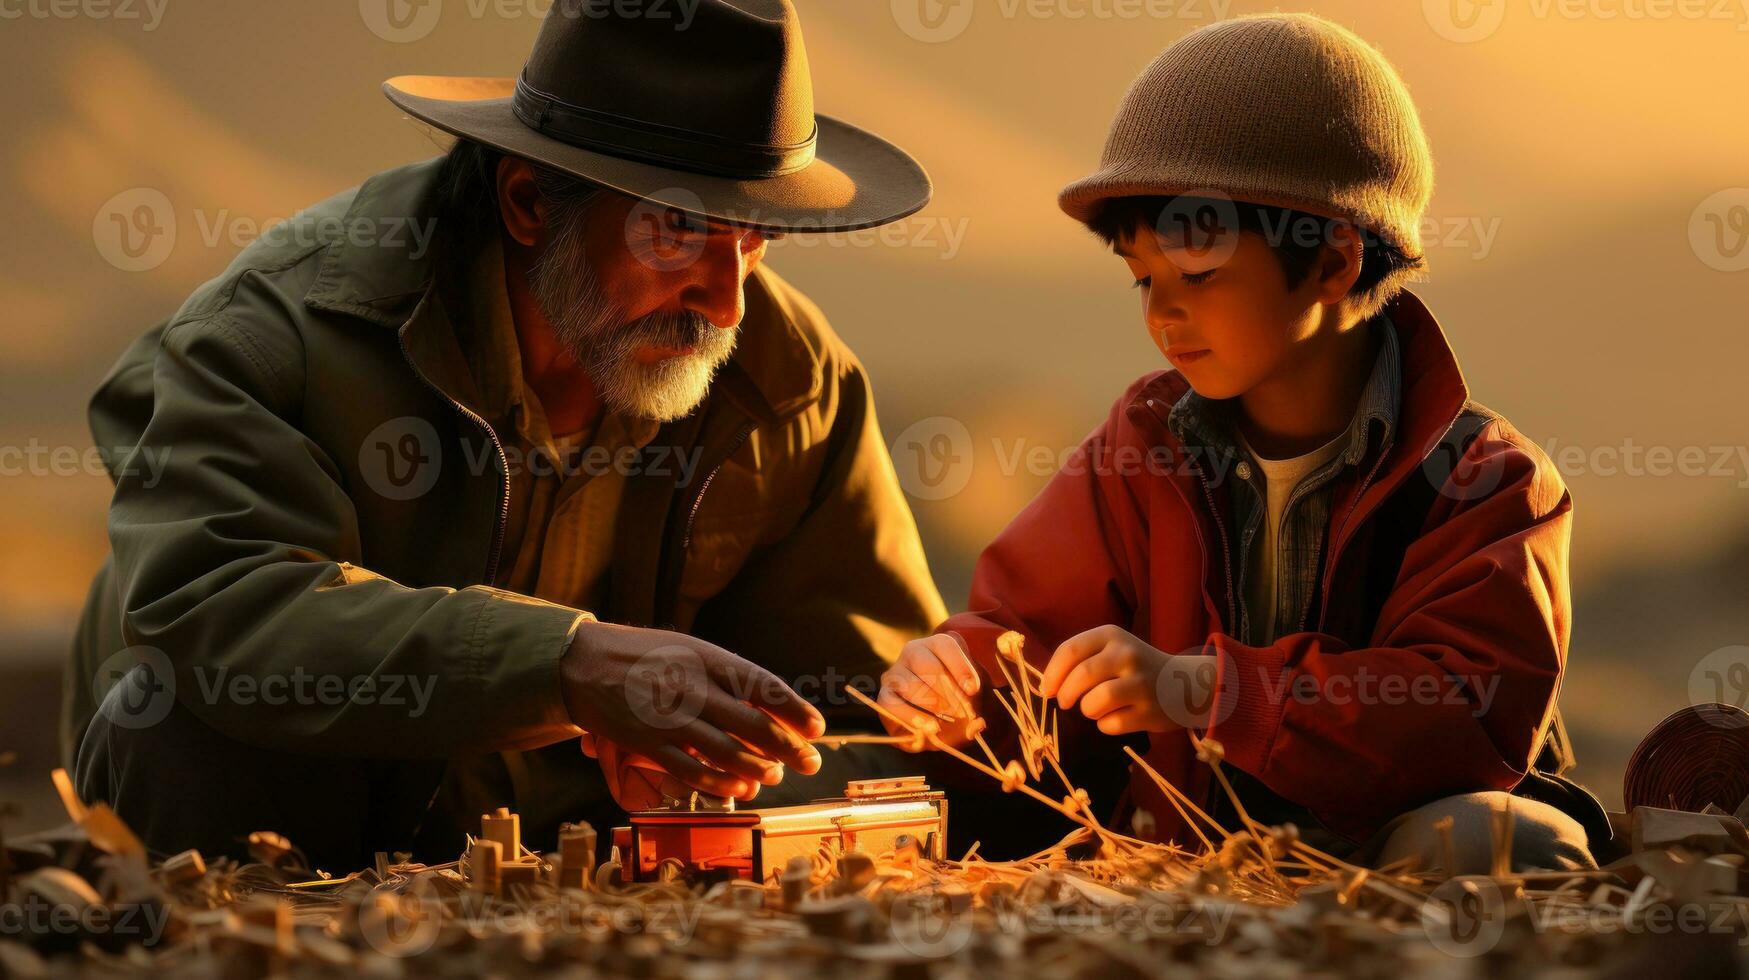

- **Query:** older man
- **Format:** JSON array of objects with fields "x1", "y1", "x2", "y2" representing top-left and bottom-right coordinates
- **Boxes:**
[{"x1": 67, "y1": 0, "x2": 946, "y2": 868}]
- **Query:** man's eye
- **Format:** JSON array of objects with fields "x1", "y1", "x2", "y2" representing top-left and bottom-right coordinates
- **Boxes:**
[
  {"x1": 1131, "y1": 276, "x2": 1151, "y2": 290},
  {"x1": 1181, "y1": 270, "x2": 1215, "y2": 286}
]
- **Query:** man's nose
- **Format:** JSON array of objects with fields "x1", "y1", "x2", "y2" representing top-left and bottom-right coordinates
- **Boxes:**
[{"x1": 681, "y1": 238, "x2": 748, "y2": 329}]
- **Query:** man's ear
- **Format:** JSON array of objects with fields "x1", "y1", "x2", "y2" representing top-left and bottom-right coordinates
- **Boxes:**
[
  {"x1": 494, "y1": 156, "x2": 544, "y2": 248},
  {"x1": 1315, "y1": 222, "x2": 1365, "y2": 306}
]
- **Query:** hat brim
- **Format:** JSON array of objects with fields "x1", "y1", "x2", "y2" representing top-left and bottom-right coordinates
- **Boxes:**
[{"x1": 384, "y1": 75, "x2": 931, "y2": 234}]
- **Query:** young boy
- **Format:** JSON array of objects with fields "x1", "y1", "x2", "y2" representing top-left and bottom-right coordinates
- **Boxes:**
[{"x1": 878, "y1": 13, "x2": 1605, "y2": 873}]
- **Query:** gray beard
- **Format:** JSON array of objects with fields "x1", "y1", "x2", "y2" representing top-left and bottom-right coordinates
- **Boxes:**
[{"x1": 527, "y1": 216, "x2": 738, "y2": 423}]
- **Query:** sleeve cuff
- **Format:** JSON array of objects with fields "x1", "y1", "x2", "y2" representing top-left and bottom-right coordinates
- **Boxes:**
[
  {"x1": 469, "y1": 587, "x2": 596, "y2": 749},
  {"x1": 1203, "y1": 632, "x2": 1291, "y2": 776}
]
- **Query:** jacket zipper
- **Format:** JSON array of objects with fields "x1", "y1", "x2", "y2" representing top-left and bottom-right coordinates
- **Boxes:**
[
  {"x1": 1141, "y1": 397, "x2": 1235, "y2": 631},
  {"x1": 1308, "y1": 448, "x2": 1387, "y2": 633},
  {"x1": 682, "y1": 420, "x2": 756, "y2": 554},
  {"x1": 1196, "y1": 465, "x2": 1238, "y2": 631},
  {"x1": 396, "y1": 331, "x2": 511, "y2": 584}
]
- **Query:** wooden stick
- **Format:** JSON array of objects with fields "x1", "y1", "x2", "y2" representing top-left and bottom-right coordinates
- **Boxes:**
[
  {"x1": 847, "y1": 687, "x2": 1111, "y2": 836},
  {"x1": 1122, "y1": 746, "x2": 1224, "y2": 852}
]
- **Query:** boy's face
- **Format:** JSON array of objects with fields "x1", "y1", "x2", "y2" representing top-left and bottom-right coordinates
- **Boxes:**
[{"x1": 1114, "y1": 222, "x2": 1336, "y2": 401}]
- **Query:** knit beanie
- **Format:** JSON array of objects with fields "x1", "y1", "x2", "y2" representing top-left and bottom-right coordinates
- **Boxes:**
[{"x1": 1059, "y1": 13, "x2": 1434, "y2": 261}]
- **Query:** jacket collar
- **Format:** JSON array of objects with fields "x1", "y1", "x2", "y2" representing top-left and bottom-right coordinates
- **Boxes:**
[{"x1": 302, "y1": 157, "x2": 824, "y2": 426}]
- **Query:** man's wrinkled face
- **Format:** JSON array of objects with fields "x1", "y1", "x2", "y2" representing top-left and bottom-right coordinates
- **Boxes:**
[
  {"x1": 1114, "y1": 219, "x2": 1325, "y2": 401},
  {"x1": 528, "y1": 192, "x2": 772, "y2": 422}
]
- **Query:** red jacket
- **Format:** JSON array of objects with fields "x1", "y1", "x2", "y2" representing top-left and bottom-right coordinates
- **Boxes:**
[{"x1": 939, "y1": 291, "x2": 1571, "y2": 845}]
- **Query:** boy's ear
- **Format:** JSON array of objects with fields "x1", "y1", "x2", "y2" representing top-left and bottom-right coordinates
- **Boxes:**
[{"x1": 1314, "y1": 223, "x2": 1366, "y2": 307}]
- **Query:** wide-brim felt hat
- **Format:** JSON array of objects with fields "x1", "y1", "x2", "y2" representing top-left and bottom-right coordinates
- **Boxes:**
[{"x1": 384, "y1": 0, "x2": 931, "y2": 233}]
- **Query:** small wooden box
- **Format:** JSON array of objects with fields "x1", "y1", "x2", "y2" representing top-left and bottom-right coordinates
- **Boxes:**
[{"x1": 618, "y1": 776, "x2": 947, "y2": 883}]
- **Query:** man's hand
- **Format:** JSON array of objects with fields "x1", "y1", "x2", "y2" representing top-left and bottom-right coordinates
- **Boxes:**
[
  {"x1": 581, "y1": 733, "x2": 722, "y2": 811},
  {"x1": 561, "y1": 621, "x2": 824, "y2": 802},
  {"x1": 1039, "y1": 625, "x2": 1217, "y2": 735},
  {"x1": 877, "y1": 633, "x2": 982, "y2": 749}
]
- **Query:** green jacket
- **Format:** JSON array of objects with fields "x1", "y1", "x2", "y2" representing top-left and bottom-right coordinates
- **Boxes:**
[{"x1": 64, "y1": 157, "x2": 946, "y2": 765}]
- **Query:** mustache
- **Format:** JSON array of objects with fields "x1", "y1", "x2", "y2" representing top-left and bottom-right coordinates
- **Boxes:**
[{"x1": 614, "y1": 309, "x2": 724, "y2": 352}]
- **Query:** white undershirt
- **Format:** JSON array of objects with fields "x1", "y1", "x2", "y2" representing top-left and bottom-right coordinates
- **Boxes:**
[{"x1": 1240, "y1": 431, "x2": 1348, "y2": 644}]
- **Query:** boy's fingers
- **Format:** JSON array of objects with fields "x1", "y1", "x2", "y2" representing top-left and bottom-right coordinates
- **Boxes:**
[
  {"x1": 924, "y1": 633, "x2": 980, "y2": 696},
  {"x1": 1041, "y1": 626, "x2": 1118, "y2": 697},
  {"x1": 1095, "y1": 706, "x2": 1153, "y2": 736},
  {"x1": 1055, "y1": 646, "x2": 1134, "y2": 710},
  {"x1": 877, "y1": 677, "x2": 942, "y2": 745},
  {"x1": 1077, "y1": 675, "x2": 1148, "y2": 721},
  {"x1": 889, "y1": 663, "x2": 951, "y2": 712}
]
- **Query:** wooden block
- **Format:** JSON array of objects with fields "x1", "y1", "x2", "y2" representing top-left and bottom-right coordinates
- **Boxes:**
[
  {"x1": 557, "y1": 822, "x2": 596, "y2": 890},
  {"x1": 160, "y1": 849, "x2": 207, "y2": 887},
  {"x1": 468, "y1": 839, "x2": 503, "y2": 895},
  {"x1": 500, "y1": 859, "x2": 541, "y2": 888},
  {"x1": 480, "y1": 807, "x2": 521, "y2": 857},
  {"x1": 837, "y1": 851, "x2": 876, "y2": 893},
  {"x1": 1630, "y1": 806, "x2": 1743, "y2": 854},
  {"x1": 781, "y1": 856, "x2": 813, "y2": 910},
  {"x1": 796, "y1": 894, "x2": 873, "y2": 941}
]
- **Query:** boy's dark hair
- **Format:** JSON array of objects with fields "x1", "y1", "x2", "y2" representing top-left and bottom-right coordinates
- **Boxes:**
[{"x1": 1085, "y1": 196, "x2": 1424, "y2": 322}]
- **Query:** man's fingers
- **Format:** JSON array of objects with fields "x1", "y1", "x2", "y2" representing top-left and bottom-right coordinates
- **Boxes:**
[
  {"x1": 678, "y1": 720, "x2": 784, "y2": 786},
  {"x1": 649, "y1": 746, "x2": 754, "y2": 799},
  {"x1": 1041, "y1": 626, "x2": 1119, "y2": 698},
  {"x1": 701, "y1": 689, "x2": 822, "y2": 776},
  {"x1": 703, "y1": 650, "x2": 825, "y2": 741}
]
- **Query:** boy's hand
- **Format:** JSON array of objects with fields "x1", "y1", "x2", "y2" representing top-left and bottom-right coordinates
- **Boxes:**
[
  {"x1": 1040, "y1": 625, "x2": 1218, "y2": 735},
  {"x1": 877, "y1": 633, "x2": 982, "y2": 749}
]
